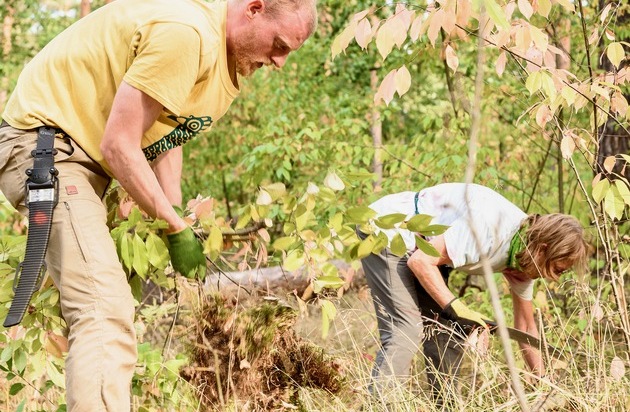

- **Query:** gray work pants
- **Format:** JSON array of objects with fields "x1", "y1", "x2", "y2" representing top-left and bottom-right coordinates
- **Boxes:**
[{"x1": 360, "y1": 239, "x2": 465, "y2": 401}]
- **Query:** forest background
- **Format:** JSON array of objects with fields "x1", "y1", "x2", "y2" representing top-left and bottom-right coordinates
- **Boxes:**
[{"x1": 0, "y1": 0, "x2": 628, "y2": 411}]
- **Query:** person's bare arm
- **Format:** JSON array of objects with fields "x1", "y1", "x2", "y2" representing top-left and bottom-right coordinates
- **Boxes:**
[
  {"x1": 100, "y1": 81, "x2": 186, "y2": 233},
  {"x1": 406, "y1": 234, "x2": 454, "y2": 308},
  {"x1": 151, "y1": 146, "x2": 183, "y2": 207},
  {"x1": 512, "y1": 291, "x2": 544, "y2": 377}
]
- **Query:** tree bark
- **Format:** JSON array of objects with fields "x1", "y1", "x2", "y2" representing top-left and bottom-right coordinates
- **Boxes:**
[{"x1": 596, "y1": 0, "x2": 629, "y2": 181}]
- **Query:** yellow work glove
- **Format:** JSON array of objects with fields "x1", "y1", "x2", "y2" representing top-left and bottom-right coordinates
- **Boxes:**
[{"x1": 441, "y1": 298, "x2": 487, "y2": 335}]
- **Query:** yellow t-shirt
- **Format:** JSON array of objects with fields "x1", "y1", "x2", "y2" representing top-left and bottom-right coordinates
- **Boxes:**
[{"x1": 3, "y1": 0, "x2": 239, "y2": 174}]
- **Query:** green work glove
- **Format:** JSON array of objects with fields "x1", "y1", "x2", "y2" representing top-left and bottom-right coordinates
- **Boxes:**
[
  {"x1": 166, "y1": 227, "x2": 206, "y2": 280},
  {"x1": 441, "y1": 298, "x2": 487, "y2": 335}
]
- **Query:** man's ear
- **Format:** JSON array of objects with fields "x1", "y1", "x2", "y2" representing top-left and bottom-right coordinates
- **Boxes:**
[{"x1": 245, "y1": 0, "x2": 265, "y2": 19}]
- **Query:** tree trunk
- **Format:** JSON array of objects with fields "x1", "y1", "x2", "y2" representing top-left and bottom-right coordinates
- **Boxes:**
[{"x1": 595, "y1": 1, "x2": 629, "y2": 181}]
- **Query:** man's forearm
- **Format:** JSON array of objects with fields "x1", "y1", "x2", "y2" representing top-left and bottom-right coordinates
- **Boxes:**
[{"x1": 407, "y1": 251, "x2": 455, "y2": 308}]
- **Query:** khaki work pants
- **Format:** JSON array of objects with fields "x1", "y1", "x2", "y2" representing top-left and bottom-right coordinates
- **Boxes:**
[
  {"x1": 358, "y1": 231, "x2": 464, "y2": 407},
  {"x1": 0, "y1": 124, "x2": 136, "y2": 411}
]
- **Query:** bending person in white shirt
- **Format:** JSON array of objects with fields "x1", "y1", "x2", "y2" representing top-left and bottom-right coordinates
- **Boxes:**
[{"x1": 358, "y1": 183, "x2": 589, "y2": 405}]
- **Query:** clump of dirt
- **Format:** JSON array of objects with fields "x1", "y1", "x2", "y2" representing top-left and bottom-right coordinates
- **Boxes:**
[{"x1": 181, "y1": 295, "x2": 346, "y2": 410}]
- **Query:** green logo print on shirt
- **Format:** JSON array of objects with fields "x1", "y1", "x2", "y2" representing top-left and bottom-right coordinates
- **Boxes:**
[{"x1": 143, "y1": 115, "x2": 213, "y2": 161}]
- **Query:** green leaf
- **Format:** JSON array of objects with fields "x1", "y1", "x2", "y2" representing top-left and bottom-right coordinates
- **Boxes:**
[
  {"x1": 146, "y1": 233, "x2": 169, "y2": 270},
  {"x1": 526, "y1": 71, "x2": 542, "y2": 95},
  {"x1": 129, "y1": 275, "x2": 143, "y2": 303},
  {"x1": 606, "y1": 43, "x2": 625, "y2": 68},
  {"x1": 614, "y1": 180, "x2": 630, "y2": 206},
  {"x1": 313, "y1": 275, "x2": 345, "y2": 293},
  {"x1": 120, "y1": 233, "x2": 133, "y2": 272},
  {"x1": 13, "y1": 349, "x2": 27, "y2": 373},
  {"x1": 329, "y1": 213, "x2": 343, "y2": 232},
  {"x1": 283, "y1": 250, "x2": 304, "y2": 272},
  {"x1": 418, "y1": 224, "x2": 450, "y2": 237},
  {"x1": 273, "y1": 236, "x2": 297, "y2": 251},
  {"x1": 482, "y1": 0, "x2": 510, "y2": 29},
  {"x1": 375, "y1": 213, "x2": 407, "y2": 229},
  {"x1": 9, "y1": 382, "x2": 24, "y2": 395},
  {"x1": 604, "y1": 185, "x2": 625, "y2": 220},
  {"x1": 235, "y1": 207, "x2": 251, "y2": 230},
  {"x1": 390, "y1": 233, "x2": 407, "y2": 257},
  {"x1": 357, "y1": 235, "x2": 376, "y2": 259},
  {"x1": 132, "y1": 234, "x2": 149, "y2": 279},
  {"x1": 415, "y1": 236, "x2": 441, "y2": 257},
  {"x1": 320, "y1": 299, "x2": 337, "y2": 340},
  {"x1": 405, "y1": 214, "x2": 433, "y2": 232},
  {"x1": 345, "y1": 206, "x2": 377, "y2": 224},
  {"x1": 206, "y1": 226, "x2": 223, "y2": 259},
  {"x1": 592, "y1": 179, "x2": 610, "y2": 203},
  {"x1": 619, "y1": 244, "x2": 630, "y2": 260}
]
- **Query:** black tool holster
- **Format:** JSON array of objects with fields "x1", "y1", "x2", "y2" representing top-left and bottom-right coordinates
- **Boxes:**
[{"x1": 3, "y1": 127, "x2": 59, "y2": 327}]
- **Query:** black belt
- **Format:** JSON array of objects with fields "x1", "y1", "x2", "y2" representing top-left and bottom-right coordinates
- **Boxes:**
[{"x1": 4, "y1": 126, "x2": 59, "y2": 327}]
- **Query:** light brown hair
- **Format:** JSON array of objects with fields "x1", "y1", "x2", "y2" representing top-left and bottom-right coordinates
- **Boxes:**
[
  {"x1": 517, "y1": 213, "x2": 590, "y2": 280},
  {"x1": 263, "y1": 0, "x2": 318, "y2": 36}
]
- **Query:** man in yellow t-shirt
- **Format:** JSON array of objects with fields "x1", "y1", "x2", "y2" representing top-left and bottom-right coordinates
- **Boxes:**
[{"x1": 0, "y1": 0, "x2": 317, "y2": 410}]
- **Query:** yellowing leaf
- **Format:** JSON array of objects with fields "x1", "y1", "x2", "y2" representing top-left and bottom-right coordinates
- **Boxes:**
[
  {"x1": 535, "y1": 104, "x2": 553, "y2": 128},
  {"x1": 409, "y1": 15, "x2": 426, "y2": 41},
  {"x1": 395, "y1": 65, "x2": 412, "y2": 96},
  {"x1": 611, "y1": 91, "x2": 629, "y2": 115},
  {"x1": 554, "y1": 0, "x2": 575, "y2": 12},
  {"x1": 445, "y1": 45, "x2": 459, "y2": 71},
  {"x1": 600, "y1": 3, "x2": 612, "y2": 24},
  {"x1": 540, "y1": 71, "x2": 557, "y2": 100},
  {"x1": 610, "y1": 356, "x2": 625, "y2": 382},
  {"x1": 607, "y1": 42, "x2": 625, "y2": 69},
  {"x1": 207, "y1": 226, "x2": 223, "y2": 257},
  {"x1": 324, "y1": 171, "x2": 345, "y2": 191},
  {"x1": 374, "y1": 69, "x2": 397, "y2": 105},
  {"x1": 427, "y1": 9, "x2": 444, "y2": 47},
  {"x1": 391, "y1": 8, "x2": 413, "y2": 47},
  {"x1": 518, "y1": 0, "x2": 533, "y2": 19},
  {"x1": 603, "y1": 155, "x2": 616, "y2": 173},
  {"x1": 537, "y1": 0, "x2": 551, "y2": 18},
  {"x1": 615, "y1": 180, "x2": 630, "y2": 206},
  {"x1": 605, "y1": 185, "x2": 625, "y2": 220},
  {"x1": 496, "y1": 51, "x2": 508, "y2": 77},
  {"x1": 526, "y1": 71, "x2": 542, "y2": 95},
  {"x1": 307, "y1": 182, "x2": 319, "y2": 195},
  {"x1": 256, "y1": 189, "x2": 272, "y2": 205},
  {"x1": 331, "y1": 21, "x2": 358, "y2": 59},
  {"x1": 561, "y1": 85, "x2": 577, "y2": 106},
  {"x1": 320, "y1": 299, "x2": 337, "y2": 339},
  {"x1": 355, "y1": 18, "x2": 372, "y2": 49},
  {"x1": 376, "y1": 23, "x2": 395, "y2": 60},
  {"x1": 483, "y1": 0, "x2": 510, "y2": 30},
  {"x1": 560, "y1": 133, "x2": 576, "y2": 159},
  {"x1": 530, "y1": 26, "x2": 548, "y2": 53},
  {"x1": 592, "y1": 178, "x2": 610, "y2": 203}
]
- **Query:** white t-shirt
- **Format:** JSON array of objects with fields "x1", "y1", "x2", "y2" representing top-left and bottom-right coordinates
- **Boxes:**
[{"x1": 369, "y1": 183, "x2": 534, "y2": 300}]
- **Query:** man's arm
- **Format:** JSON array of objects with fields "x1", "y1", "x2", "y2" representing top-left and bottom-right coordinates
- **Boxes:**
[
  {"x1": 512, "y1": 291, "x2": 544, "y2": 377},
  {"x1": 406, "y1": 234, "x2": 454, "y2": 308},
  {"x1": 152, "y1": 146, "x2": 183, "y2": 207},
  {"x1": 100, "y1": 81, "x2": 186, "y2": 233}
]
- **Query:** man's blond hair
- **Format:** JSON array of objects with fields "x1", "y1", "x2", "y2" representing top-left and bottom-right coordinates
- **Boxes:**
[
  {"x1": 264, "y1": 0, "x2": 318, "y2": 36},
  {"x1": 517, "y1": 213, "x2": 590, "y2": 280}
]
